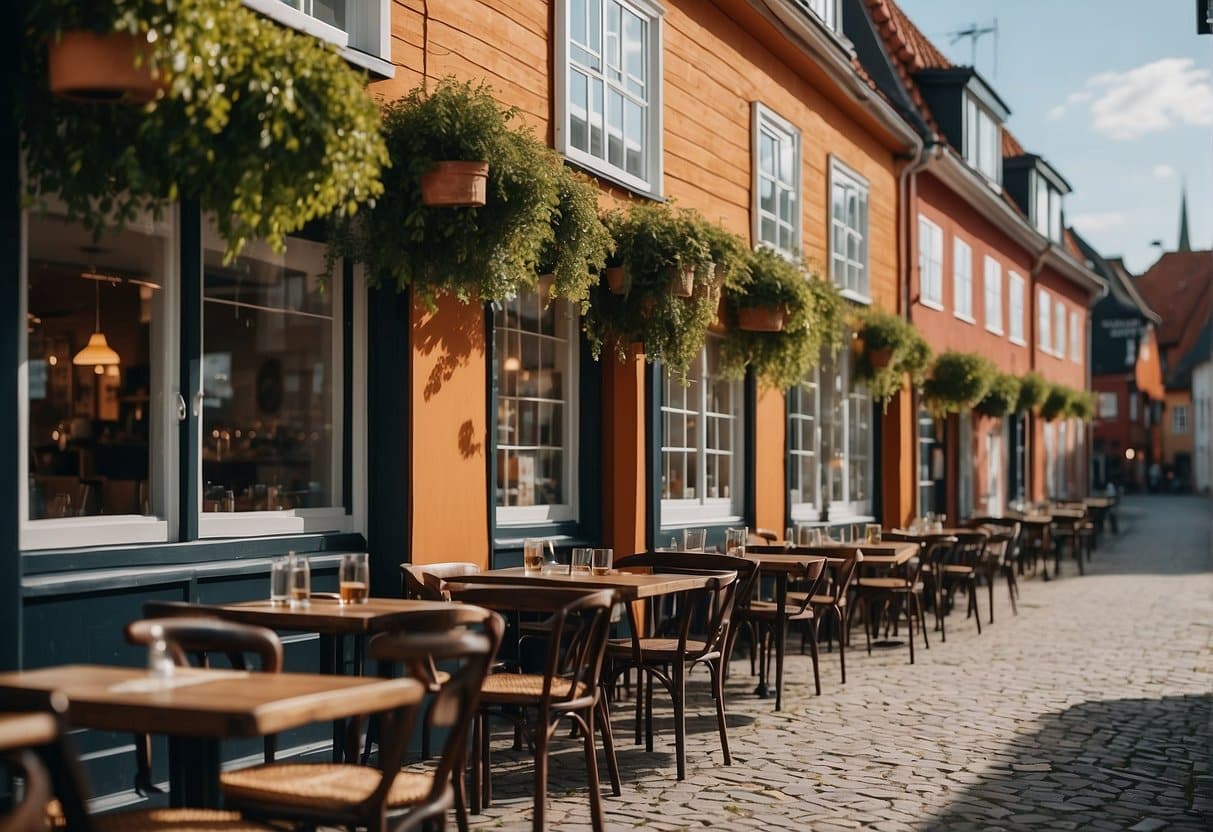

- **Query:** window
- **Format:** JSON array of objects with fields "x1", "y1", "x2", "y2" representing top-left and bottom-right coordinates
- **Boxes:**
[
  {"x1": 1173, "y1": 405, "x2": 1190, "y2": 434},
  {"x1": 1129, "y1": 392, "x2": 1138, "y2": 422},
  {"x1": 983, "y1": 256, "x2": 1002, "y2": 334},
  {"x1": 953, "y1": 238, "x2": 973, "y2": 320},
  {"x1": 558, "y1": 0, "x2": 662, "y2": 195},
  {"x1": 804, "y1": 0, "x2": 841, "y2": 32},
  {"x1": 1031, "y1": 172, "x2": 1064, "y2": 242},
  {"x1": 661, "y1": 336, "x2": 743, "y2": 525},
  {"x1": 1054, "y1": 300, "x2": 1066, "y2": 357},
  {"x1": 1098, "y1": 392, "x2": 1118, "y2": 420},
  {"x1": 246, "y1": 0, "x2": 391, "y2": 63},
  {"x1": 1069, "y1": 311, "x2": 1081, "y2": 362},
  {"x1": 830, "y1": 159, "x2": 870, "y2": 299},
  {"x1": 918, "y1": 216, "x2": 943, "y2": 309},
  {"x1": 495, "y1": 291, "x2": 578, "y2": 525},
  {"x1": 22, "y1": 213, "x2": 175, "y2": 549},
  {"x1": 964, "y1": 94, "x2": 1001, "y2": 184},
  {"x1": 1008, "y1": 271, "x2": 1025, "y2": 344},
  {"x1": 200, "y1": 227, "x2": 351, "y2": 538},
  {"x1": 753, "y1": 104, "x2": 800, "y2": 257},
  {"x1": 1038, "y1": 289, "x2": 1051, "y2": 352},
  {"x1": 787, "y1": 373, "x2": 819, "y2": 515}
]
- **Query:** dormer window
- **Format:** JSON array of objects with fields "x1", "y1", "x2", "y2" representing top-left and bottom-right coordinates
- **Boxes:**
[
  {"x1": 803, "y1": 0, "x2": 841, "y2": 33},
  {"x1": 1032, "y1": 172, "x2": 1064, "y2": 242},
  {"x1": 963, "y1": 94, "x2": 1001, "y2": 184}
]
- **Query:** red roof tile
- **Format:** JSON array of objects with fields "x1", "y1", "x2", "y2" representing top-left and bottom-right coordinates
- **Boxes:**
[
  {"x1": 866, "y1": 0, "x2": 941, "y2": 137},
  {"x1": 1001, "y1": 130, "x2": 1025, "y2": 158},
  {"x1": 1135, "y1": 251, "x2": 1213, "y2": 358}
]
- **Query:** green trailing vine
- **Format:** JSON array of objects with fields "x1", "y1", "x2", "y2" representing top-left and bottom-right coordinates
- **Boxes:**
[
  {"x1": 922, "y1": 351, "x2": 996, "y2": 414},
  {"x1": 1016, "y1": 372, "x2": 1049, "y2": 413},
  {"x1": 974, "y1": 372, "x2": 1021, "y2": 418},
  {"x1": 852, "y1": 308, "x2": 932, "y2": 403},
  {"x1": 21, "y1": 0, "x2": 387, "y2": 260},
  {"x1": 538, "y1": 167, "x2": 613, "y2": 313},
  {"x1": 720, "y1": 249, "x2": 845, "y2": 389}
]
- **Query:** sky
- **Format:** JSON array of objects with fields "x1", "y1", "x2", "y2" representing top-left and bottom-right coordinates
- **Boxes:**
[{"x1": 897, "y1": 0, "x2": 1212, "y2": 274}]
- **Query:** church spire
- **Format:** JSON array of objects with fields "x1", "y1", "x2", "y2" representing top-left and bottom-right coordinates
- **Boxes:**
[{"x1": 1178, "y1": 182, "x2": 1192, "y2": 252}]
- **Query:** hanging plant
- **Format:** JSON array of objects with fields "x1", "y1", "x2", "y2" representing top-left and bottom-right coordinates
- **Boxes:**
[
  {"x1": 974, "y1": 372, "x2": 1021, "y2": 418},
  {"x1": 536, "y1": 167, "x2": 612, "y2": 312},
  {"x1": 21, "y1": 0, "x2": 388, "y2": 260},
  {"x1": 922, "y1": 351, "x2": 996, "y2": 414},
  {"x1": 583, "y1": 202, "x2": 715, "y2": 377},
  {"x1": 1040, "y1": 384, "x2": 1073, "y2": 422},
  {"x1": 720, "y1": 250, "x2": 844, "y2": 389},
  {"x1": 852, "y1": 309, "x2": 932, "y2": 403},
  {"x1": 1068, "y1": 390, "x2": 1096, "y2": 421},
  {"x1": 1016, "y1": 372, "x2": 1049, "y2": 414}
]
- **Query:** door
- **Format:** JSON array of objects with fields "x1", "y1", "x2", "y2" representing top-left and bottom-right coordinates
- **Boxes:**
[{"x1": 986, "y1": 426, "x2": 1004, "y2": 515}]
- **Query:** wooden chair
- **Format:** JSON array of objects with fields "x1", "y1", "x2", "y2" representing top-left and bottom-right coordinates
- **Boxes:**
[
  {"x1": 0, "y1": 712, "x2": 54, "y2": 832},
  {"x1": 445, "y1": 585, "x2": 618, "y2": 832},
  {"x1": 603, "y1": 552, "x2": 746, "y2": 781},
  {"x1": 794, "y1": 548, "x2": 862, "y2": 684},
  {"x1": 935, "y1": 531, "x2": 988, "y2": 639},
  {"x1": 1049, "y1": 508, "x2": 1088, "y2": 577},
  {"x1": 966, "y1": 518, "x2": 1022, "y2": 622},
  {"x1": 849, "y1": 534, "x2": 934, "y2": 664},
  {"x1": 219, "y1": 617, "x2": 501, "y2": 832},
  {"x1": 401, "y1": 562, "x2": 482, "y2": 601},
  {"x1": 126, "y1": 610, "x2": 284, "y2": 797}
]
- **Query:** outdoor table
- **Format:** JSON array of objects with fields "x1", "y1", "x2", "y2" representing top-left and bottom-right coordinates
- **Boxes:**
[
  {"x1": 462, "y1": 566, "x2": 725, "y2": 601},
  {"x1": 739, "y1": 552, "x2": 828, "y2": 709},
  {"x1": 1083, "y1": 497, "x2": 1115, "y2": 543},
  {"x1": 189, "y1": 596, "x2": 451, "y2": 759},
  {"x1": 0, "y1": 664, "x2": 422, "y2": 808}
]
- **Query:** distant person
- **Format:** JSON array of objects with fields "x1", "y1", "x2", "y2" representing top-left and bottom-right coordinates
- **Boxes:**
[{"x1": 1148, "y1": 462, "x2": 1162, "y2": 493}]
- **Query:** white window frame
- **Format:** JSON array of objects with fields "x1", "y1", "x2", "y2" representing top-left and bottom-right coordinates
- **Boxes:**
[
  {"x1": 19, "y1": 205, "x2": 180, "y2": 550},
  {"x1": 555, "y1": 0, "x2": 665, "y2": 197},
  {"x1": 787, "y1": 373, "x2": 819, "y2": 519},
  {"x1": 1173, "y1": 404, "x2": 1189, "y2": 434},
  {"x1": 953, "y1": 237, "x2": 974, "y2": 322},
  {"x1": 1069, "y1": 310, "x2": 1081, "y2": 362},
  {"x1": 829, "y1": 158, "x2": 870, "y2": 303},
  {"x1": 1008, "y1": 271, "x2": 1026, "y2": 345},
  {"x1": 1098, "y1": 392, "x2": 1118, "y2": 420},
  {"x1": 752, "y1": 103, "x2": 801, "y2": 259},
  {"x1": 1038, "y1": 288, "x2": 1052, "y2": 353},
  {"x1": 804, "y1": 0, "x2": 842, "y2": 33},
  {"x1": 243, "y1": 1, "x2": 393, "y2": 73},
  {"x1": 197, "y1": 229, "x2": 361, "y2": 539},
  {"x1": 661, "y1": 337, "x2": 744, "y2": 528},
  {"x1": 964, "y1": 94, "x2": 1002, "y2": 185},
  {"x1": 1054, "y1": 299, "x2": 1067, "y2": 357},
  {"x1": 983, "y1": 256, "x2": 1003, "y2": 335},
  {"x1": 918, "y1": 215, "x2": 944, "y2": 310},
  {"x1": 494, "y1": 294, "x2": 581, "y2": 527}
]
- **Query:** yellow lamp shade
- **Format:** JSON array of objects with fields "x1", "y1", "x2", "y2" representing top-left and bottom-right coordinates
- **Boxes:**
[{"x1": 73, "y1": 332, "x2": 121, "y2": 367}]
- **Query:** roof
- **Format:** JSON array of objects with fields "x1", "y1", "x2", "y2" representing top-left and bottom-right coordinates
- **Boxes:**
[
  {"x1": 866, "y1": 0, "x2": 943, "y2": 136},
  {"x1": 1169, "y1": 317, "x2": 1212, "y2": 388},
  {"x1": 1135, "y1": 250, "x2": 1213, "y2": 352},
  {"x1": 1001, "y1": 130, "x2": 1025, "y2": 158},
  {"x1": 1068, "y1": 228, "x2": 1159, "y2": 323}
]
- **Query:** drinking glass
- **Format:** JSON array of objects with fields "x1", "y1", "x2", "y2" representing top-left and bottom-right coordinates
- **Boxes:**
[
  {"x1": 339, "y1": 553, "x2": 370, "y2": 604},
  {"x1": 682, "y1": 528, "x2": 707, "y2": 552},
  {"x1": 523, "y1": 538, "x2": 556, "y2": 576},
  {"x1": 724, "y1": 527, "x2": 747, "y2": 556},
  {"x1": 784, "y1": 527, "x2": 794, "y2": 545},
  {"x1": 269, "y1": 555, "x2": 291, "y2": 605},
  {"x1": 591, "y1": 548, "x2": 613, "y2": 576},
  {"x1": 571, "y1": 548, "x2": 592, "y2": 575},
  {"x1": 865, "y1": 523, "x2": 882, "y2": 544},
  {"x1": 288, "y1": 555, "x2": 311, "y2": 609}
]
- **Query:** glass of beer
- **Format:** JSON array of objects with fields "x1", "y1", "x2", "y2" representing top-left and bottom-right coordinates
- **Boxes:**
[
  {"x1": 270, "y1": 555, "x2": 291, "y2": 606},
  {"x1": 288, "y1": 555, "x2": 310, "y2": 609},
  {"x1": 591, "y1": 548, "x2": 613, "y2": 576},
  {"x1": 865, "y1": 523, "x2": 882, "y2": 544},
  {"x1": 682, "y1": 528, "x2": 707, "y2": 552},
  {"x1": 571, "y1": 548, "x2": 592, "y2": 576},
  {"x1": 524, "y1": 538, "x2": 555, "y2": 576},
  {"x1": 724, "y1": 527, "x2": 747, "y2": 556},
  {"x1": 339, "y1": 553, "x2": 369, "y2": 604}
]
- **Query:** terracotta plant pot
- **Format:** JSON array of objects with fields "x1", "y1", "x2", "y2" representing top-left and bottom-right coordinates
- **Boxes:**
[
  {"x1": 420, "y1": 161, "x2": 489, "y2": 207},
  {"x1": 671, "y1": 266, "x2": 695, "y2": 298},
  {"x1": 605, "y1": 266, "x2": 628, "y2": 295},
  {"x1": 868, "y1": 347, "x2": 894, "y2": 369},
  {"x1": 49, "y1": 31, "x2": 161, "y2": 104},
  {"x1": 738, "y1": 304, "x2": 787, "y2": 332}
]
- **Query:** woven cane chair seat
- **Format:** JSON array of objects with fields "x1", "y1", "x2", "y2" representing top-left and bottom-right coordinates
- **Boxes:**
[
  {"x1": 92, "y1": 809, "x2": 275, "y2": 832},
  {"x1": 479, "y1": 672, "x2": 588, "y2": 701},
  {"x1": 220, "y1": 764, "x2": 433, "y2": 811}
]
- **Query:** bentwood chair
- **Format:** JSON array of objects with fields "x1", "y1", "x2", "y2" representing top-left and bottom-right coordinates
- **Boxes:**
[
  {"x1": 127, "y1": 609, "x2": 284, "y2": 797},
  {"x1": 603, "y1": 552, "x2": 746, "y2": 781},
  {"x1": 734, "y1": 556, "x2": 828, "y2": 698},
  {"x1": 446, "y1": 585, "x2": 619, "y2": 832},
  {"x1": 1049, "y1": 507, "x2": 1088, "y2": 577},
  {"x1": 849, "y1": 533, "x2": 935, "y2": 664},
  {"x1": 401, "y1": 562, "x2": 482, "y2": 601},
  {"x1": 219, "y1": 616, "x2": 501, "y2": 832},
  {"x1": 0, "y1": 713, "x2": 54, "y2": 832},
  {"x1": 935, "y1": 531, "x2": 988, "y2": 639},
  {"x1": 966, "y1": 518, "x2": 1022, "y2": 622},
  {"x1": 797, "y1": 548, "x2": 863, "y2": 684}
]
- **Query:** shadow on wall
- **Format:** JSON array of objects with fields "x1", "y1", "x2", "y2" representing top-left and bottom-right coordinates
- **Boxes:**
[
  {"x1": 923, "y1": 694, "x2": 1212, "y2": 830},
  {"x1": 413, "y1": 295, "x2": 484, "y2": 402}
]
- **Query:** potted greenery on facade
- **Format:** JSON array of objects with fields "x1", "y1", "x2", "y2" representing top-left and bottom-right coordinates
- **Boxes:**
[
  {"x1": 1016, "y1": 372, "x2": 1050, "y2": 414},
  {"x1": 536, "y1": 168, "x2": 613, "y2": 312},
  {"x1": 583, "y1": 202, "x2": 716, "y2": 376},
  {"x1": 1068, "y1": 390, "x2": 1096, "y2": 421},
  {"x1": 922, "y1": 351, "x2": 996, "y2": 414},
  {"x1": 1040, "y1": 384, "x2": 1074, "y2": 422},
  {"x1": 852, "y1": 309, "x2": 932, "y2": 403},
  {"x1": 21, "y1": 0, "x2": 387, "y2": 260},
  {"x1": 721, "y1": 250, "x2": 845, "y2": 389},
  {"x1": 974, "y1": 372, "x2": 1021, "y2": 419}
]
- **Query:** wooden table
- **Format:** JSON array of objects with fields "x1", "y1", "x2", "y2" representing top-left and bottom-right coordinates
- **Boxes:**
[
  {"x1": 1083, "y1": 497, "x2": 1116, "y2": 542},
  {"x1": 461, "y1": 567, "x2": 728, "y2": 601},
  {"x1": 778, "y1": 541, "x2": 919, "y2": 568},
  {"x1": 0, "y1": 664, "x2": 422, "y2": 808}
]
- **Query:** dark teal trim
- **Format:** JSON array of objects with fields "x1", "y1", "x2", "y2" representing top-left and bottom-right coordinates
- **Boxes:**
[
  {"x1": 743, "y1": 372, "x2": 757, "y2": 528},
  {"x1": 179, "y1": 201, "x2": 202, "y2": 541},
  {"x1": 644, "y1": 360, "x2": 661, "y2": 551},
  {"x1": 870, "y1": 394, "x2": 883, "y2": 521},
  {"x1": 341, "y1": 260, "x2": 354, "y2": 513},
  {"x1": 486, "y1": 302, "x2": 498, "y2": 566}
]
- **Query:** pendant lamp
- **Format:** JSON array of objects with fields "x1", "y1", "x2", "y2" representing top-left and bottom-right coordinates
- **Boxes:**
[{"x1": 73, "y1": 279, "x2": 121, "y2": 367}]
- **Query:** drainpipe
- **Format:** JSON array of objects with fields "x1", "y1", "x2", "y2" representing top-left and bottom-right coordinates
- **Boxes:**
[{"x1": 899, "y1": 141, "x2": 937, "y2": 321}]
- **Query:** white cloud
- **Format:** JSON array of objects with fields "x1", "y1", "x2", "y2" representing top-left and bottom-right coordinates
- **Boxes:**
[
  {"x1": 1070, "y1": 212, "x2": 1128, "y2": 233},
  {"x1": 1053, "y1": 58, "x2": 1213, "y2": 140},
  {"x1": 1153, "y1": 164, "x2": 1176, "y2": 179}
]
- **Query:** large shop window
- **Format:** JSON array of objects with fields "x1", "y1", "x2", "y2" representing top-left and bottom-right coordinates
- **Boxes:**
[
  {"x1": 200, "y1": 227, "x2": 349, "y2": 537},
  {"x1": 23, "y1": 213, "x2": 175, "y2": 549},
  {"x1": 558, "y1": 0, "x2": 663, "y2": 195},
  {"x1": 830, "y1": 160, "x2": 870, "y2": 300},
  {"x1": 789, "y1": 352, "x2": 873, "y2": 520},
  {"x1": 917, "y1": 405, "x2": 941, "y2": 516},
  {"x1": 495, "y1": 291, "x2": 578, "y2": 525},
  {"x1": 918, "y1": 216, "x2": 943, "y2": 309},
  {"x1": 753, "y1": 103, "x2": 801, "y2": 258},
  {"x1": 661, "y1": 336, "x2": 743, "y2": 527}
]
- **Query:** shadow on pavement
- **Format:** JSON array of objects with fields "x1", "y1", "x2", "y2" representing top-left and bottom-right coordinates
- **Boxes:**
[{"x1": 924, "y1": 693, "x2": 1212, "y2": 831}]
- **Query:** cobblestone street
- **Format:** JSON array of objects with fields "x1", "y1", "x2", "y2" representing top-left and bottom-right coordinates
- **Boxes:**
[{"x1": 468, "y1": 495, "x2": 1213, "y2": 831}]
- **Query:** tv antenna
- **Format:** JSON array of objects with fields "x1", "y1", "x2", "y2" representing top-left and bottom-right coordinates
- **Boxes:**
[{"x1": 949, "y1": 19, "x2": 999, "y2": 78}]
